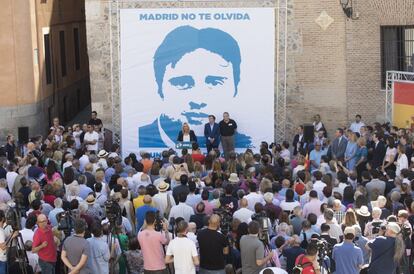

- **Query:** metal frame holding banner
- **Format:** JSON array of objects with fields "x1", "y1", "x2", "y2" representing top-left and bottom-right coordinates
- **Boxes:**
[
  {"x1": 385, "y1": 70, "x2": 414, "y2": 125},
  {"x1": 106, "y1": 0, "x2": 289, "y2": 156}
]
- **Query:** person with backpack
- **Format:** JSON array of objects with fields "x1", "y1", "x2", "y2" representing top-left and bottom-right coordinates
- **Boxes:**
[
  {"x1": 293, "y1": 242, "x2": 320, "y2": 274},
  {"x1": 282, "y1": 235, "x2": 305, "y2": 273}
]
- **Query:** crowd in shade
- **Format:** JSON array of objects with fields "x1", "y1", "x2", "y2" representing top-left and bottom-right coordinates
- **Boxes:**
[{"x1": 0, "y1": 112, "x2": 414, "y2": 274}]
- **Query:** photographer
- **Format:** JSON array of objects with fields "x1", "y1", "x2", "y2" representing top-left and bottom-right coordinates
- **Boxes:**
[
  {"x1": 397, "y1": 210, "x2": 412, "y2": 274},
  {"x1": 293, "y1": 242, "x2": 321, "y2": 274},
  {"x1": 363, "y1": 207, "x2": 384, "y2": 240},
  {"x1": 366, "y1": 222, "x2": 405, "y2": 274},
  {"x1": 332, "y1": 226, "x2": 364, "y2": 274},
  {"x1": 137, "y1": 211, "x2": 170, "y2": 274},
  {"x1": 197, "y1": 214, "x2": 229, "y2": 274},
  {"x1": 240, "y1": 221, "x2": 274, "y2": 274}
]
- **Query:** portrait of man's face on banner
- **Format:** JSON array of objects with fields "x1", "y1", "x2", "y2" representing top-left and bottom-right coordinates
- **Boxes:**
[
  {"x1": 138, "y1": 25, "x2": 252, "y2": 148},
  {"x1": 120, "y1": 8, "x2": 275, "y2": 156}
]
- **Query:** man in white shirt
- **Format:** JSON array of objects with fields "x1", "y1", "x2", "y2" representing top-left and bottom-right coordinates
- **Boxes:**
[
  {"x1": 83, "y1": 124, "x2": 99, "y2": 152},
  {"x1": 153, "y1": 181, "x2": 176, "y2": 217},
  {"x1": 169, "y1": 193, "x2": 194, "y2": 222},
  {"x1": 20, "y1": 214, "x2": 36, "y2": 244},
  {"x1": 244, "y1": 183, "x2": 264, "y2": 211},
  {"x1": 165, "y1": 221, "x2": 199, "y2": 274},
  {"x1": 349, "y1": 114, "x2": 365, "y2": 134},
  {"x1": 6, "y1": 163, "x2": 18, "y2": 194},
  {"x1": 233, "y1": 198, "x2": 254, "y2": 223},
  {"x1": 312, "y1": 171, "x2": 327, "y2": 198}
]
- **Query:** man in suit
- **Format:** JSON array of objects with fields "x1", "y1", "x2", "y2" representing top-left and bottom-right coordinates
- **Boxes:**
[
  {"x1": 292, "y1": 125, "x2": 304, "y2": 156},
  {"x1": 371, "y1": 132, "x2": 386, "y2": 170},
  {"x1": 204, "y1": 115, "x2": 220, "y2": 153},
  {"x1": 331, "y1": 128, "x2": 348, "y2": 162}
]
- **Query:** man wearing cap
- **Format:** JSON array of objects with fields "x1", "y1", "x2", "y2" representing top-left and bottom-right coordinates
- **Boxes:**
[
  {"x1": 366, "y1": 222, "x2": 405, "y2": 274},
  {"x1": 332, "y1": 226, "x2": 364, "y2": 274}
]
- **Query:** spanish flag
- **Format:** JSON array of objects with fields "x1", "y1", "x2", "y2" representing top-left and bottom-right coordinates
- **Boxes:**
[{"x1": 393, "y1": 81, "x2": 414, "y2": 129}]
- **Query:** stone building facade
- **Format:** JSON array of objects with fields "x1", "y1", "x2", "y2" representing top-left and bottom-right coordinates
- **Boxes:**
[
  {"x1": 0, "y1": 0, "x2": 90, "y2": 142},
  {"x1": 85, "y1": 0, "x2": 414, "y2": 144}
]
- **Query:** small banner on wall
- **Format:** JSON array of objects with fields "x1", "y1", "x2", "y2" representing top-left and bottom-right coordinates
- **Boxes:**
[
  {"x1": 393, "y1": 81, "x2": 414, "y2": 129},
  {"x1": 120, "y1": 8, "x2": 275, "y2": 157}
]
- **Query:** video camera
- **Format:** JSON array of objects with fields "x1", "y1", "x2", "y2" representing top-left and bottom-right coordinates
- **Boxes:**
[
  {"x1": 6, "y1": 198, "x2": 25, "y2": 231},
  {"x1": 154, "y1": 211, "x2": 164, "y2": 232},
  {"x1": 371, "y1": 221, "x2": 384, "y2": 235},
  {"x1": 213, "y1": 207, "x2": 233, "y2": 235},
  {"x1": 56, "y1": 210, "x2": 76, "y2": 236},
  {"x1": 104, "y1": 198, "x2": 122, "y2": 228},
  {"x1": 251, "y1": 211, "x2": 270, "y2": 245},
  {"x1": 310, "y1": 238, "x2": 330, "y2": 260},
  {"x1": 399, "y1": 223, "x2": 412, "y2": 239}
]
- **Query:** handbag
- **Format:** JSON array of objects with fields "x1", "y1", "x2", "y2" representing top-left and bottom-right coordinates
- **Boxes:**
[{"x1": 164, "y1": 193, "x2": 172, "y2": 219}]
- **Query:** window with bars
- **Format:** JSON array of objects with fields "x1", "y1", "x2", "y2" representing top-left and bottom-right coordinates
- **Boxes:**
[{"x1": 381, "y1": 26, "x2": 414, "y2": 88}]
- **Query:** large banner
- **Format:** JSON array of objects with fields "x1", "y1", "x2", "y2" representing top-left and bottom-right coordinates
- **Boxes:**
[
  {"x1": 120, "y1": 8, "x2": 275, "y2": 157},
  {"x1": 393, "y1": 81, "x2": 414, "y2": 129}
]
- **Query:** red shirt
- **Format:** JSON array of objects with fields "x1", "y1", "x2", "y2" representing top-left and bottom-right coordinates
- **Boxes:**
[
  {"x1": 32, "y1": 225, "x2": 57, "y2": 262},
  {"x1": 192, "y1": 153, "x2": 205, "y2": 164},
  {"x1": 294, "y1": 254, "x2": 316, "y2": 274},
  {"x1": 43, "y1": 195, "x2": 56, "y2": 207}
]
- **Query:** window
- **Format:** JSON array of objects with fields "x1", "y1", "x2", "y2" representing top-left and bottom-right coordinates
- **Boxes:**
[
  {"x1": 43, "y1": 34, "x2": 52, "y2": 85},
  {"x1": 73, "y1": 28, "x2": 80, "y2": 70},
  {"x1": 59, "y1": 30, "x2": 67, "y2": 77},
  {"x1": 381, "y1": 26, "x2": 414, "y2": 88}
]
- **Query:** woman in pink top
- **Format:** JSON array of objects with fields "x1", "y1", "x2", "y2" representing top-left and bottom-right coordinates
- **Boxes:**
[{"x1": 44, "y1": 160, "x2": 61, "y2": 185}]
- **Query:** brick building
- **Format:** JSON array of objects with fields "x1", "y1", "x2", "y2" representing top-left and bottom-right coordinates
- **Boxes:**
[
  {"x1": 0, "y1": 0, "x2": 90, "y2": 142},
  {"x1": 85, "y1": 0, "x2": 414, "y2": 143}
]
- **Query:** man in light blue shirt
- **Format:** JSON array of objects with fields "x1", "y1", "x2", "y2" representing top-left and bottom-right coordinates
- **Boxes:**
[
  {"x1": 309, "y1": 143, "x2": 325, "y2": 173},
  {"x1": 48, "y1": 198, "x2": 64, "y2": 227},
  {"x1": 332, "y1": 226, "x2": 364, "y2": 274},
  {"x1": 87, "y1": 223, "x2": 110, "y2": 274}
]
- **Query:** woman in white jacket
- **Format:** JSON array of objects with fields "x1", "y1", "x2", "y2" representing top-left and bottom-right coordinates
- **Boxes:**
[{"x1": 395, "y1": 144, "x2": 408, "y2": 177}]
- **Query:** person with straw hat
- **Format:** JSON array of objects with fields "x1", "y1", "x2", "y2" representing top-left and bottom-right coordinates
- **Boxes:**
[{"x1": 153, "y1": 181, "x2": 176, "y2": 217}]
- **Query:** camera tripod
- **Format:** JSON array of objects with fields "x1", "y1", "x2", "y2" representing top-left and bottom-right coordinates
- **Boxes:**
[
  {"x1": 6, "y1": 230, "x2": 32, "y2": 274},
  {"x1": 107, "y1": 222, "x2": 131, "y2": 274}
]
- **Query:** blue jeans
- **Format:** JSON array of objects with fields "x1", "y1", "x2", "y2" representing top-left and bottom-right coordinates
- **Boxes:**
[
  {"x1": 39, "y1": 259, "x2": 55, "y2": 274},
  {"x1": 0, "y1": 261, "x2": 6, "y2": 274},
  {"x1": 199, "y1": 268, "x2": 225, "y2": 274}
]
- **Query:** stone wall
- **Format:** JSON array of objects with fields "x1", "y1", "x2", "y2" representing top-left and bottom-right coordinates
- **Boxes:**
[{"x1": 85, "y1": 0, "x2": 414, "y2": 144}]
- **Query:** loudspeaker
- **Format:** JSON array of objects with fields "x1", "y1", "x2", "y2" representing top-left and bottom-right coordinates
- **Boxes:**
[
  {"x1": 18, "y1": 127, "x2": 29, "y2": 144},
  {"x1": 303, "y1": 124, "x2": 314, "y2": 144}
]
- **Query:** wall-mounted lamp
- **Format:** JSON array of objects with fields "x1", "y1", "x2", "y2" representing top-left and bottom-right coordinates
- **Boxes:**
[{"x1": 340, "y1": 0, "x2": 359, "y2": 20}]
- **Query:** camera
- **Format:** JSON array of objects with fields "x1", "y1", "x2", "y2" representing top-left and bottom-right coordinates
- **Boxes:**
[
  {"x1": 57, "y1": 210, "x2": 75, "y2": 236},
  {"x1": 154, "y1": 211, "x2": 164, "y2": 232},
  {"x1": 251, "y1": 211, "x2": 270, "y2": 245},
  {"x1": 213, "y1": 207, "x2": 233, "y2": 235},
  {"x1": 6, "y1": 201, "x2": 21, "y2": 231},
  {"x1": 104, "y1": 198, "x2": 122, "y2": 227},
  {"x1": 400, "y1": 223, "x2": 412, "y2": 238},
  {"x1": 371, "y1": 221, "x2": 383, "y2": 235},
  {"x1": 6, "y1": 197, "x2": 26, "y2": 231},
  {"x1": 310, "y1": 238, "x2": 330, "y2": 259}
]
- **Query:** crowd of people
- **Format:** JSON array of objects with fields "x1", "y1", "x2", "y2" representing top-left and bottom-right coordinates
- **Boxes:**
[{"x1": 0, "y1": 111, "x2": 414, "y2": 274}]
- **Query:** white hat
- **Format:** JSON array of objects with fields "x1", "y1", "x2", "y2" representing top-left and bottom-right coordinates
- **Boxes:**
[
  {"x1": 356, "y1": 206, "x2": 370, "y2": 217},
  {"x1": 97, "y1": 150, "x2": 109, "y2": 158},
  {"x1": 263, "y1": 192, "x2": 274, "y2": 203},
  {"x1": 156, "y1": 181, "x2": 170, "y2": 192},
  {"x1": 228, "y1": 173, "x2": 239, "y2": 183},
  {"x1": 387, "y1": 222, "x2": 401, "y2": 234},
  {"x1": 344, "y1": 226, "x2": 356, "y2": 236}
]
